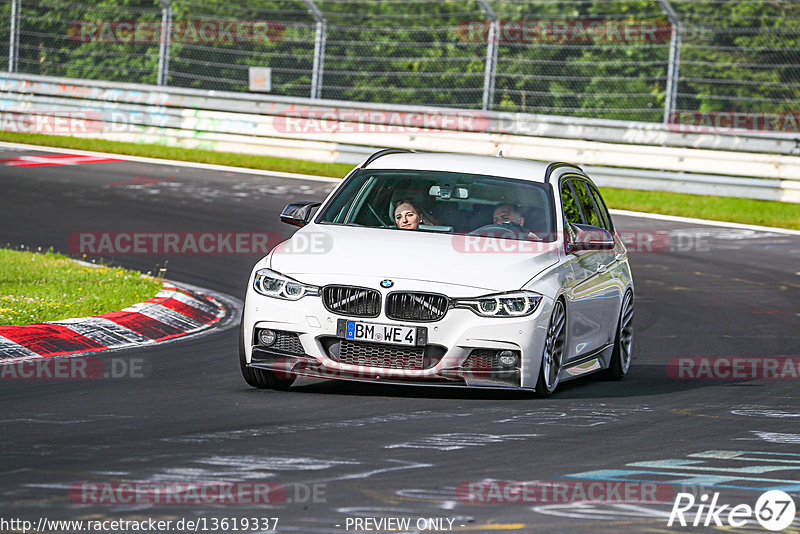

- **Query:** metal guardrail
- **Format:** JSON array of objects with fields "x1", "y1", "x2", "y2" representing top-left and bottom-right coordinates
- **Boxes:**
[
  {"x1": 0, "y1": 73, "x2": 798, "y2": 203},
  {"x1": 584, "y1": 166, "x2": 800, "y2": 204}
]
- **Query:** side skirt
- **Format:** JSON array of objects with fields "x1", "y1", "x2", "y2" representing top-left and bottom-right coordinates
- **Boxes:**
[{"x1": 561, "y1": 344, "x2": 613, "y2": 381}]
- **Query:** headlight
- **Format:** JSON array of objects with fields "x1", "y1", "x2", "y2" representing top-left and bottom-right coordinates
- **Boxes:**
[
  {"x1": 253, "y1": 268, "x2": 319, "y2": 300},
  {"x1": 453, "y1": 291, "x2": 542, "y2": 317}
]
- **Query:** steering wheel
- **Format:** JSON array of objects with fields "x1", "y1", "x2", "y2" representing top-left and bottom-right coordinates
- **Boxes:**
[{"x1": 469, "y1": 221, "x2": 534, "y2": 239}]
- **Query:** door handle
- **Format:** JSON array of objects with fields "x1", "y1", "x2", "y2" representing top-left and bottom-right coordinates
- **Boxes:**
[
  {"x1": 614, "y1": 252, "x2": 625, "y2": 261},
  {"x1": 596, "y1": 263, "x2": 607, "y2": 273}
]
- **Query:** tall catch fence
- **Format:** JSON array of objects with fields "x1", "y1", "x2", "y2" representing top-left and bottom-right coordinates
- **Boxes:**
[{"x1": 2, "y1": 0, "x2": 799, "y2": 124}]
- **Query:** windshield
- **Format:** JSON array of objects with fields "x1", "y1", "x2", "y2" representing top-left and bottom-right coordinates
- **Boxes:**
[{"x1": 316, "y1": 169, "x2": 555, "y2": 241}]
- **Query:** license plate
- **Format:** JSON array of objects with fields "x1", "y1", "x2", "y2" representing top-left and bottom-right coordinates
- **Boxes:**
[{"x1": 345, "y1": 321, "x2": 417, "y2": 346}]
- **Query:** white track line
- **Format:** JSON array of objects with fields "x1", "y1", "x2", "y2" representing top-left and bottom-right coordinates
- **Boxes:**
[
  {"x1": 0, "y1": 141, "x2": 341, "y2": 183},
  {"x1": 609, "y1": 209, "x2": 800, "y2": 236}
]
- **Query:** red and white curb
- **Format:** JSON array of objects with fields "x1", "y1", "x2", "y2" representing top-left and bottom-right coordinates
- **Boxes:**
[
  {"x1": 0, "y1": 153, "x2": 124, "y2": 167},
  {"x1": 0, "y1": 281, "x2": 228, "y2": 360}
]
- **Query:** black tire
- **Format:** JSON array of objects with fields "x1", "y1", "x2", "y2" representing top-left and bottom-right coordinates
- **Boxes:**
[
  {"x1": 239, "y1": 316, "x2": 295, "y2": 390},
  {"x1": 535, "y1": 299, "x2": 566, "y2": 397},
  {"x1": 601, "y1": 290, "x2": 634, "y2": 380}
]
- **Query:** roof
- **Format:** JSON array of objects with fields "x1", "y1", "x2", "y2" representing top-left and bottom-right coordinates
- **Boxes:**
[{"x1": 361, "y1": 151, "x2": 570, "y2": 183}]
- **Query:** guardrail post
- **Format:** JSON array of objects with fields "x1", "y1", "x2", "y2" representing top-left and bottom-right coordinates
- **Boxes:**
[
  {"x1": 8, "y1": 0, "x2": 20, "y2": 73},
  {"x1": 304, "y1": 0, "x2": 326, "y2": 99},
  {"x1": 157, "y1": 0, "x2": 173, "y2": 86},
  {"x1": 477, "y1": 0, "x2": 498, "y2": 111},
  {"x1": 657, "y1": 0, "x2": 682, "y2": 125}
]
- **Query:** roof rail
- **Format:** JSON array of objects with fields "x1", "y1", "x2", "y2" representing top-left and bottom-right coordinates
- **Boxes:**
[{"x1": 362, "y1": 148, "x2": 414, "y2": 168}]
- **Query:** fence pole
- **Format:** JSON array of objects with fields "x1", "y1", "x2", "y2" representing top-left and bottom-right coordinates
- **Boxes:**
[
  {"x1": 477, "y1": 0, "x2": 498, "y2": 111},
  {"x1": 9, "y1": 0, "x2": 20, "y2": 73},
  {"x1": 657, "y1": 0, "x2": 682, "y2": 125},
  {"x1": 304, "y1": 0, "x2": 326, "y2": 99},
  {"x1": 157, "y1": 0, "x2": 173, "y2": 86}
]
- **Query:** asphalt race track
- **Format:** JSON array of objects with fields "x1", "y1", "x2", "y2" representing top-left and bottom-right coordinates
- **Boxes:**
[{"x1": 1, "y1": 146, "x2": 799, "y2": 533}]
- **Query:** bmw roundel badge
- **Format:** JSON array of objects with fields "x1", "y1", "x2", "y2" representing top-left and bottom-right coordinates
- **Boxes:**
[{"x1": 380, "y1": 280, "x2": 394, "y2": 288}]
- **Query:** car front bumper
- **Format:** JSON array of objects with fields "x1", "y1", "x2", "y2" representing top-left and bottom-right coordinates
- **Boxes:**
[{"x1": 243, "y1": 289, "x2": 554, "y2": 390}]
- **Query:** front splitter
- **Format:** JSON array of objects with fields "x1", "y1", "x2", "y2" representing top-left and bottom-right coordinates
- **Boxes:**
[{"x1": 249, "y1": 348, "x2": 526, "y2": 390}]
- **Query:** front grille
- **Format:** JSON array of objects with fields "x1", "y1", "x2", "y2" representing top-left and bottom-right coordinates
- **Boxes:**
[
  {"x1": 386, "y1": 292, "x2": 449, "y2": 322},
  {"x1": 322, "y1": 285, "x2": 381, "y2": 317},
  {"x1": 333, "y1": 340, "x2": 425, "y2": 370}
]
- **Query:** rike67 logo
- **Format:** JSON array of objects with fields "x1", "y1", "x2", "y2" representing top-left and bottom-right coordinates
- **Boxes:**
[{"x1": 668, "y1": 490, "x2": 796, "y2": 531}]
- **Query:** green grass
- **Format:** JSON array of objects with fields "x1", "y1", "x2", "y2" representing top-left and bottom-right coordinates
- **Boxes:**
[
  {"x1": 2, "y1": 131, "x2": 798, "y2": 230},
  {"x1": 600, "y1": 187, "x2": 800, "y2": 230},
  {"x1": 0, "y1": 249, "x2": 163, "y2": 326}
]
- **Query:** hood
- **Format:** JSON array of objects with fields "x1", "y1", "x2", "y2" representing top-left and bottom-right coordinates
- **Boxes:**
[{"x1": 269, "y1": 224, "x2": 560, "y2": 293}]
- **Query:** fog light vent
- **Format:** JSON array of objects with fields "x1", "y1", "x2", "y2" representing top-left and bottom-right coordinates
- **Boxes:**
[
  {"x1": 258, "y1": 329, "x2": 277, "y2": 346},
  {"x1": 498, "y1": 350, "x2": 519, "y2": 367}
]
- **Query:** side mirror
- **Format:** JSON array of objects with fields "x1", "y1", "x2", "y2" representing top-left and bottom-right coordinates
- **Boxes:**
[
  {"x1": 567, "y1": 223, "x2": 615, "y2": 253},
  {"x1": 280, "y1": 202, "x2": 321, "y2": 227}
]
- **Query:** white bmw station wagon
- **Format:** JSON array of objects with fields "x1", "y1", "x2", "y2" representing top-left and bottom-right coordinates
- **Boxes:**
[{"x1": 240, "y1": 150, "x2": 634, "y2": 396}]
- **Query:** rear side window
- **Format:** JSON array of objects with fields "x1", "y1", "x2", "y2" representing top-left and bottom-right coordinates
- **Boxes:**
[
  {"x1": 585, "y1": 183, "x2": 613, "y2": 231},
  {"x1": 570, "y1": 179, "x2": 601, "y2": 228}
]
